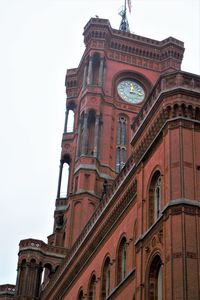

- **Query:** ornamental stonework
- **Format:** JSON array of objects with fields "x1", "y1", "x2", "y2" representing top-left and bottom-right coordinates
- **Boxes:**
[{"x1": 144, "y1": 229, "x2": 163, "y2": 260}]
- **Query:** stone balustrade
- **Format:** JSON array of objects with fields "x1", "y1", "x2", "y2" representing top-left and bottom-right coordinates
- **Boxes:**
[
  {"x1": 19, "y1": 238, "x2": 68, "y2": 256},
  {"x1": 0, "y1": 284, "x2": 15, "y2": 295}
]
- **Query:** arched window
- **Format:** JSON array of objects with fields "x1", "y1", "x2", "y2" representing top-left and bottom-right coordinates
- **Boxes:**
[
  {"x1": 116, "y1": 116, "x2": 127, "y2": 172},
  {"x1": 87, "y1": 110, "x2": 96, "y2": 155},
  {"x1": 149, "y1": 171, "x2": 162, "y2": 226},
  {"x1": 133, "y1": 221, "x2": 138, "y2": 267},
  {"x1": 92, "y1": 53, "x2": 100, "y2": 85},
  {"x1": 66, "y1": 110, "x2": 75, "y2": 132},
  {"x1": 147, "y1": 255, "x2": 163, "y2": 300},
  {"x1": 60, "y1": 155, "x2": 71, "y2": 198},
  {"x1": 64, "y1": 102, "x2": 76, "y2": 133},
  {"x1": 77, "y1": 289, "x2": 84, "y2": 300},
  {"x1": 88, "y1": 274, "x2": 96, "y2": 300},
  {"x1": 117, "y1": 237, "x2": 127, "y2": 284},
  {"x1": 78, "y1": 110, "x2": 100, "y2": 157},
  {"x1": 101, "y1": 257, "x2": 111, "y2": 299},
  {"x1": 41, "y1": 263, "x2": 53, "y2": 287}
]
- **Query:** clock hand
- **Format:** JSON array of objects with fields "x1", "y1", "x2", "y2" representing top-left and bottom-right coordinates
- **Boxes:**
[
  {"x1": 134, "y1": 91, "x2": 143, "y2": 96},
  {"x1": 130, "y1": 83, "x2": 134, "y2": 93},
  {"x1": 130, "y1": 83, "x2": 143, "y2": 96}
]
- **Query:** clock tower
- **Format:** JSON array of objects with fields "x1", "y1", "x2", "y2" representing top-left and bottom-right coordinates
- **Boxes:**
[
  {"x1": 7, "y1": 13, "x2": 200, "y2": 300},
  {"x1": 50, "y1": 17, "x2": 184, "y2": 250}
]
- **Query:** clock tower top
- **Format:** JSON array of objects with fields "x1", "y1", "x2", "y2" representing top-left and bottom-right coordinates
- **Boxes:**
[{"x1": 49, "y1": 17, "x2": 185, "y2": 250}]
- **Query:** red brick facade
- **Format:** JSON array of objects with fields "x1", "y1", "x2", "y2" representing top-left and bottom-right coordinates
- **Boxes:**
[{"x1": 1, "y1": 18, "x2": 200, "y2": 300}]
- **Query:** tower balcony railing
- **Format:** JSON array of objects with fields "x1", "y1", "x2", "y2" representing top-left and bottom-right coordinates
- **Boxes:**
[
  {"x1": 19, "y1": 238, "x2": 68, "y2": 257},
  {"x1": 0, "y1": 284, "x2": 16, "y2": 296}
]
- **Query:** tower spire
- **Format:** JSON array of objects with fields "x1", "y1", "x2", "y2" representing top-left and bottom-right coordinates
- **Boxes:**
[{"x1": 119, "y1": 0, "x2": 130, "y2": 32}]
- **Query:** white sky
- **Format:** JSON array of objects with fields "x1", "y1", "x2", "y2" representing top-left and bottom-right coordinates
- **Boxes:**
[{"x1": 0, "y1": 0, "x2": 199, "y2": 285}]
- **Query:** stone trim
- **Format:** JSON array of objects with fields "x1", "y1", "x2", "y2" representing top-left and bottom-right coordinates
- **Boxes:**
[{"x1": 136, "y1": 198, "x2": 200, "y2": 246}]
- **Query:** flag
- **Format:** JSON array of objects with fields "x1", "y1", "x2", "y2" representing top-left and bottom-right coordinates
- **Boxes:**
[{"x1": 127, "y1": 0, "x2": 132, "y2": 13}]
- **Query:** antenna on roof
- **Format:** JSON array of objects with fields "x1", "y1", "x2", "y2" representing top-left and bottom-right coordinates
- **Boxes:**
[{"x1": 119, "y1": 0, "x2": 131, "y2": 32}]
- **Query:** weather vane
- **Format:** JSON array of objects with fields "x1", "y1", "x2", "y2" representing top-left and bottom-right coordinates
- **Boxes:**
[{"x1": 119, "y1": 0, "x2": 132, "y2": 32}]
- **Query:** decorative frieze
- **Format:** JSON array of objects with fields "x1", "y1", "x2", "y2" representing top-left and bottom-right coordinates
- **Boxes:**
[
  {"x1": 108, "y1": 50, "x2": 161, "y2": 72},
  {"x1": 143, "y1": 229, "x2": 163, "y2": 261},
  {"x1": 165, "y1": 251, "x2": 198, "y2": 262}
]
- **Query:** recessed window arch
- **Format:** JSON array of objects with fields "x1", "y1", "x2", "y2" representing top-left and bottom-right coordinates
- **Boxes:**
[
  {"x1": 59, "y1": 154, "x2": 71, "y2": 198},
  {"x1": 148, "y1": 171, "x2": 162, "y2": 227},
  {"x1": 64, "y1": 101, "x2": 76, "y2": 133},
  {"x1": 87, "y1": 109, "x2": 96, "y2": 155},
  {"x1": 88, "y1": 273, "x2": 97, "y2": 300},
  {"x1": 133, "y1": 220, "x2": 138, "y2": 267},
  {"x1": 101, "y1": 256, "x2": 111, "y2": 299},
  {"x1": 147, "y1": 255, "x2": 163, "y2": 300},
  {"x1": 77, "y1": 289, "x2": 84, "y2": 300},
  {"x1": 117, "y1": 115, "x2": 127, "y2": 145},
  {"x1": 116, "y1": 236, "x2": 127, "y2": 284},
  {"x1": 92, "y1": 53, "x2": 100, "y2": 85},
  {"x1": 78, "y1": 110, "x2": 100, "y2": 158},
  {"x1": 41, "y1": 263, "x2": 53, "y2": 285}
]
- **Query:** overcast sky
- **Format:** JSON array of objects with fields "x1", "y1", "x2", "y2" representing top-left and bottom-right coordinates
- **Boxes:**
[{"x1": 0, "y1": 0, "x2": 199, "y2": 285}]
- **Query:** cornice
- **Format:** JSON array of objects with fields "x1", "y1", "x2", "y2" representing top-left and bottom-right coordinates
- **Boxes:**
[
  {"x1": 0, "y1": 284, "x2": 16, "y2": 297},
  {"x1": 18, "y1": 239, "x2": 68, "y2": 263},
  {"x1": 131, "y1": 71, "x2": 200, "y2": 140},
  {"x1": 74, "y1": 163, "x2": 114, "y2": 180},
  {"x1": 136, "y1": 198, "x2": 200, "y2": 246}
]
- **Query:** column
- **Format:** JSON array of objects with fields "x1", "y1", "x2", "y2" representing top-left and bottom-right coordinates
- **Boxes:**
[
  {"x1": 15, "y1": 266, "x2": 21, "y2": 296},
  {"x1": 93, "y1": 115, "x2": 100, "y2": 157},
  {"x1": 56, "y1": 161, "x2": 63, "y2": 199},
  {"x1": 82, "y1": 64, "x2": 88, "y2": 89},
  {"x1": 34, "y1": 265, "x2": 43, "y2": 298},
  {"x1": 63, "y1": 109, "x2": 69, "y2": 133},
  {"x1": 87, "y1": 57, "x2": 93, "y2": 85},
  {"x1": 76, "y1": 120, "x2": 82, "y2": 158},
  {"x1": 98, "y1": 57, "x2": 104, "y2": 86},
  {"x1": 82, "y1": 113, "x2": 88, "y2": 155}
]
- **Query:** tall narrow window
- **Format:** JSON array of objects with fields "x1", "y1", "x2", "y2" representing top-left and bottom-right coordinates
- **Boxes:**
[
  {"x1": 77, "y1": 290, "x2": 84, "y2": 300},
  {"x1": 147, "y1": 255, "x2": 163, "y2": 300},
  {"x1": 64, "y1": 102, "x2": 76, "y2": 133},
  {"x1": 133, "y1": 221, "x2": 137, "y2": 267},
  {"x1": 101, "y1": 257, "x2": 111, "y2": 299},
  {"x1": 87, "y1": 110, "x2": 96, "y2": 155},
  {"x1": 117, "y1": 237, "x2": 127, "y2": 284},
  {"x1": 92, "y1": 53, "x2": 100, "y2": 85},
  {"x1": 116, "y1": 116, "x2": 127, "y2": 172},
  {"x1": 66, "y1": 110, "x2": 75, "y2": 132},
  {"x1": 60, "y1": 162, "x2": 69, "y2": 197},
  {"x1": 57, "y1": 154, "x2": 71, "y2": 198},
  {"x1": 154, "y1": 176, "x2": 161, "y2": 222},
  {"x1": 88, "y1": 274, "x2": 96, "y2": 300},
  {"x1": 149, "y1": 171, "x2": 162, "y2": 226}
]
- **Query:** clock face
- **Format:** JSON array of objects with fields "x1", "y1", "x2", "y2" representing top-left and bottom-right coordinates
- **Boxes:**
[{"x1": 117, "y1": 80, "x2": 145, "y2": 104}]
